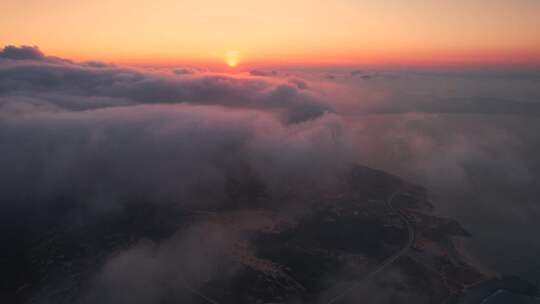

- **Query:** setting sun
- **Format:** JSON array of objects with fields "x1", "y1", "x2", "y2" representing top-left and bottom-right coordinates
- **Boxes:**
[
  {"x1": 226, "y1": 50, "x2": 239, "y2": 67},
  {"x1": 2, "y1": 1, "x2": 540, "y2": 302}
]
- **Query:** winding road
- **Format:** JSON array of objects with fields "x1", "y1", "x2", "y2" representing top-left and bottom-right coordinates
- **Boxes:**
[
  {"x1": 190, "y1": 186, "x2": 416, "y2": 304},
  {"x1": 325, "y1": 186, "x2": 415, "y2": 304}
]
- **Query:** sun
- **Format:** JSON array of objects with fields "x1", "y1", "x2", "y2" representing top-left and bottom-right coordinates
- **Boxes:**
[{"x1": 226, "y1": 50, "x2": 239, "y2": 67}]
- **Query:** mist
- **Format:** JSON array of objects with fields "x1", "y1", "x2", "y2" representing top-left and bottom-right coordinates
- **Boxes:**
[{"x1": 1, "y1": 46, "x2": 540, "y2": 303}]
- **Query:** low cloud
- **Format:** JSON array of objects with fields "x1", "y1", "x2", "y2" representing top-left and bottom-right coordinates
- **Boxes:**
[
  {"x1": 173, "y1": 68, "x2": 196, "y2": 75},
  {"x1": 0, "y1": 53, "x2": 332, "y2": 123},
  {"x1": 249, "y1": 69, "x2": 278, "y2": 77},
  {"x1": 0, "y1": 45, "x2": 45, "y2": 60},
  {"x1": 288, "y1": 78, "x2": 309, "y2": 90},
  {"x1": 0, "y1": 104, "x2": 345, "y2": 213},
  {"x1": 2, "y1": 46, "x2": 540, "y2": 302},
  {"x1": 83, "y1": 223, "x2": 239, "y2": 304}
]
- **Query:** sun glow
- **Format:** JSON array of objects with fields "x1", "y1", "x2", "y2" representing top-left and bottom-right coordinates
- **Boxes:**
[
  {"x1": 1, "y1": 0, "x2": 538, "y2": 66},
  {"x1": 226, "y1": 50, "x2": 239, "y2": 67}
]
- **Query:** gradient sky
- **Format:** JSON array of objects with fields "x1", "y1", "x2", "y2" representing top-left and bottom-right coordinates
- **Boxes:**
[{"x1": 1, "y1": 0, "x2": 540, "y2": 65}]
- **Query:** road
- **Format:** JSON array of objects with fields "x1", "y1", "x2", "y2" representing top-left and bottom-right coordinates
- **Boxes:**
[
  {"x1": 325, "y1": 186, "x2": 415, "y2": 304},
  {"x1": 183, "y1": 282, "x2": 220, "y2": 304},
  {"x1": 189, "y1": 186, "x2": 416, "y2": 304}
]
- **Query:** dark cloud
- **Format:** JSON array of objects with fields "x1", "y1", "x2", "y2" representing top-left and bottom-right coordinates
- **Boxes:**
[
  {"x1": 83, "y1": 223, "x2": 240, "y2": 304},
  {"x1": 173, "y1": 68, "x2": 196, "y2": 75},
  {"x1": 350, "y1": 70, "x2": 371, "y2": 80},
  {"x1": 249, "y1": 69, "x2": 278, "y2": 77},
  {"x1": 288, "y1": 78, "x2": 309, "y2": 90},
  {"x1": 0, "y1": 45, "x2": 45, "y2": 60},
  {"x1": 0, "y1": 103, "x2": 344, "y2": 211},
  {"x1": 0, "y1": 55, "x2": 332, "y2": 123},
  {"x1": 81, "y1": 61, "x2": 114, "y2": 68},
  {"x1": 367, "y1": 96, "x2": 540, "y2": 115},
  {"x1": 2, "y1": 47, "x2": 540, "y2": 302},
  {"x1": 324, "y1": 74, "x2": 336, "y2": 80},
  {"x1": 0, "y1": 97, "x2": 345, "y2": 302}
]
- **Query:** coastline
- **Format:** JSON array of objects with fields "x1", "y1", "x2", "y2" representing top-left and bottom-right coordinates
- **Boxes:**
[{"x1": 452, "y1": 237, "x2": 498, "y2": 279}]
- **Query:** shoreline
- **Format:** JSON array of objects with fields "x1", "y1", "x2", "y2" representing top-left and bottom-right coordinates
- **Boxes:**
[{"x1": 452, "y1": 237, "x2": 498, "y2": 279}]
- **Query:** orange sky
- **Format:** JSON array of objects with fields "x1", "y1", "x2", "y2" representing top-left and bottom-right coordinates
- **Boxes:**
[{"x1": 1, "y1": 0, "x2": 540, "y2": 66}]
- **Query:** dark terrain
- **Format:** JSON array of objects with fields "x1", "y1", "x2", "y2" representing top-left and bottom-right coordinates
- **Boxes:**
[{"x1": 2, "y1": 165, "x2": 538, "y2": 303}]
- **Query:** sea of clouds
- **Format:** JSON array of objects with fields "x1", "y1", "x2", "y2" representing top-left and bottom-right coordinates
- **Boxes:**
[{"x1": 2, "y1": 45, "x2": 540, "y2": 302}]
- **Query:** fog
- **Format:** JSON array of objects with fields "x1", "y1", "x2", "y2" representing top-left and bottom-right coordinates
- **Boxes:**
[{"x1": 1, "y1": 46, "x2": 540, "y2": 302}]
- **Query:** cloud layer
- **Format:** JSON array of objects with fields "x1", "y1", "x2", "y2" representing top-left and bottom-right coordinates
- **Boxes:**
[
  {"x1": 0, "y1": 46, "x2": 332, "y2": 123},
  {"x1": 2, "y1": 45, "x2": 540, "y2": 302},
  {"x1": 0, "y1": 45, "x2": 45, "y2": 60}
]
